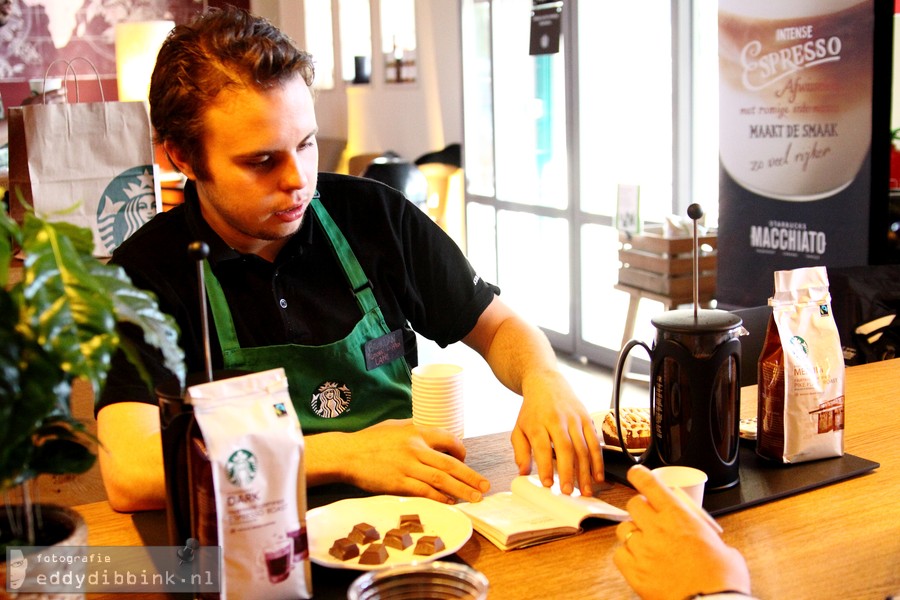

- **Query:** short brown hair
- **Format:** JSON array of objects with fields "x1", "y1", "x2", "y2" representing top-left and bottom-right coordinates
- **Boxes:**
[{"x1": 149, "y1": 6, "x2": 315, "y2": 180}]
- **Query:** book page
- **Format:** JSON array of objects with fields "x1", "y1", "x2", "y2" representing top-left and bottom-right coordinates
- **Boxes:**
[
  {"x1": 456, "y1": 491, "x2": 578, "y2": 551},
  {"x1": 511, "y1": 475, "x2": 629, "y2": 527},
  {"x1": 461, "y1": 491, "x2": 577, "y2": 534},
  {"x1": 457, "y1": 474, "x2": 629, "y2": 550}
]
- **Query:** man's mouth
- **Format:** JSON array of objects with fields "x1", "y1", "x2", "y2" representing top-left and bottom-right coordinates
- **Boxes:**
[{"x1": 274, "y1": 203, "x2": 306, "y2": 223}]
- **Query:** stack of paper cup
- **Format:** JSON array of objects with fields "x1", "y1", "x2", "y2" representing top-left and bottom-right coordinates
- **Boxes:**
[{"x1": 411, "y1": 363, "x2": 465, "y2": 438}]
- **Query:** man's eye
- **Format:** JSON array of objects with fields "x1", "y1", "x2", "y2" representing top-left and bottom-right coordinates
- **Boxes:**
[{"x1": 246, "y1": 156, "x2": 272, "y2": 168}]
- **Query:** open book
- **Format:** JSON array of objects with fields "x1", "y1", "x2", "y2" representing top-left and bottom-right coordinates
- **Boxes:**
[{"x1": 456, "y1": 474, "x2": 629, "y2": 551}]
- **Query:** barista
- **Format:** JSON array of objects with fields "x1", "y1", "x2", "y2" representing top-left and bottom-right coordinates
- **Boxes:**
[{"x1": 96, "y1": 6, "x2": 605, "y2": 512}]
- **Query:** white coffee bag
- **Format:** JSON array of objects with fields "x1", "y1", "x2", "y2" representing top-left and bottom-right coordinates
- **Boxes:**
[
  {"x1": 757, "y1": 266, "x2": 845, "y2": 463},
  {"x1": 189, "y1": 368, "x2": 312, "y2": 599}
]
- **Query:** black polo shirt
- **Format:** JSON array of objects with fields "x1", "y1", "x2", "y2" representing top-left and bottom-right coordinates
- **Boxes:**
[{"x1": 97, "y1": 172, "x2": 499, "y2": 411}]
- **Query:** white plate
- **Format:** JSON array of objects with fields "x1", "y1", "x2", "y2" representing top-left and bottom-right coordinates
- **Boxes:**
[{"x1": 307, "y1": 495, "x2": 473, "y2": 571}]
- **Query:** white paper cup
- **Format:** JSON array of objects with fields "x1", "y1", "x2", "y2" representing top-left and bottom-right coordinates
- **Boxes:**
[
  {"x1": 28, "y1": 77, "x2": 63, "y2": 95},
  {"x1": 411, "y1": 363, "x2": 464, "y2": 437},
  {"x1": 652, "y1": 466, "x2": 708, "y2": 506},
  {"x1": 411, "y1": 363, "x2": 464, "y2": 381}
]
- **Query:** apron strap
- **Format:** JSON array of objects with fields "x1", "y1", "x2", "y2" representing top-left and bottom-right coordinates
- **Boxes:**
[
  {"x1": 203, "y1": 259, "x2": 241, "y2": 352},
  {"x1": 205, "y1": 196, "x2": 382, "y2": 354},
  {"x1": 310, "y1": 198, "x2": 380, "y2": 316}
]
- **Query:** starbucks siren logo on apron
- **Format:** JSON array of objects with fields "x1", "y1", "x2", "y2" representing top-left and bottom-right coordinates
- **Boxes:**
[{"x1": 312, "y1": 381, "x2": 352, "y2": 418}]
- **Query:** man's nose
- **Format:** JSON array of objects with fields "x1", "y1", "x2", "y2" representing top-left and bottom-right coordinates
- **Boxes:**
[{"x1": 280, "y1": 153, "x2": 308, "y2": 190}]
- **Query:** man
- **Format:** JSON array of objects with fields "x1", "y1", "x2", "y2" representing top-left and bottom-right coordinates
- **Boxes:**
[{"x1": 96, "y1": 6, "x2": 604, "y2": 512}]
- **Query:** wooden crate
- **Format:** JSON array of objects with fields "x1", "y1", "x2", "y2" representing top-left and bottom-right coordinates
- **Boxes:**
[{"x1": 617, "y1": 227, "x2": 717, "y2": 303}]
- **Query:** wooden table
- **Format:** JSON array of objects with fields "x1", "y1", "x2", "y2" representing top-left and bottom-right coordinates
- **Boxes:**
[{"x1": 76, "y1": 359, "x2": 900, "y2": 599}]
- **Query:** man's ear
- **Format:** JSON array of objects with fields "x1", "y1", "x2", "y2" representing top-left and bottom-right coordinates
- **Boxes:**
[{"x1": 163, "y1": 140, "x2": 196, "y2": 179}]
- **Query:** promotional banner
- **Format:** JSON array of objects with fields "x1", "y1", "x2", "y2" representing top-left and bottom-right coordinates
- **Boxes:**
[{"x1": 717, "y1": 0, "x2": 876, "y2": 308}]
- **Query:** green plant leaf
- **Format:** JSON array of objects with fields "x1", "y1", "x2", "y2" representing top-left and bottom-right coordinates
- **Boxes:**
[
  {"x1": 19, "y1": 214, "x2": 117, "y2": 395},
  {"x1": 85, "y1": 260, "x2": 185, "y2": 392},
  {"x1": 1, "y1": 211, "x2": 185, "y2": 494},
  {"x1": 0, "y1": 202, "x2": 24, "y2": 289}
]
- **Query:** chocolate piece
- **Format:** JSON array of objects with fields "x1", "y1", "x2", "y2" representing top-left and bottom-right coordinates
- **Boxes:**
[
  {"x1": 383, "y1": 528, "x2": 413, "y2": 550},
  {"x1": 359, "y1": 543, "x2": 389, "y2": 565},
  {"x1": 348, "y1": 522, "x2": 380, "y2": 544},
  {"x1": 399, "y1": 514, "x2": 424, "y2": 533},
  {"x1": 328, "y1": 538, "x2": 359, "y2": 561},
  {"x1": 413, "y1": 535, "x2": 445, "y2": 556}
]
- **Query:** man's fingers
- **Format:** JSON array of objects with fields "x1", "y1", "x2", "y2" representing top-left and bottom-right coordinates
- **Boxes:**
[{"x1": 626, "y1": 465, "x2": 680, "y2": 511}]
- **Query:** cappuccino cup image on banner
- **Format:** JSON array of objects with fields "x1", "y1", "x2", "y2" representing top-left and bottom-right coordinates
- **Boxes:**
[{"x1": 718, "y1": 0, "x2": 873, "y2": 201}]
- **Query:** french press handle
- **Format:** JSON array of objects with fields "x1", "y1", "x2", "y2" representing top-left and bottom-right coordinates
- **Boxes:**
[{"x1": 611, "y1": 338, "x2": 655, "y2": 466}]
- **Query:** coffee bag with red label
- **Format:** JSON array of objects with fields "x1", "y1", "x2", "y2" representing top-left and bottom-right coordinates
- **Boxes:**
[{"x1": 757, "y1": 266, "x2": 844, "y2": 463}]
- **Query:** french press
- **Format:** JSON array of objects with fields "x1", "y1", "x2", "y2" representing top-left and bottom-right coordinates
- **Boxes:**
[
  {"x1": 612, "y1": 205, "x2": 742, "y2": 490},
  {"x1": 159, "y1": 242, "x2": 246, "y2": 545}
]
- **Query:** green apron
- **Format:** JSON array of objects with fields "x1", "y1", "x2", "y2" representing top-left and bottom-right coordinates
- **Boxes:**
[{"x1": 203, "y1": 198, "x2": 412, "y2": 434}]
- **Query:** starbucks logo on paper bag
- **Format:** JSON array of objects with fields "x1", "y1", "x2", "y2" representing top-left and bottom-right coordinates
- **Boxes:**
[
  {"x1": 96, "y1": 166, "x2": 158, "y2": 254},
  {"x1": 226, "y1": 449, "x2": 258, "y2": 487}
]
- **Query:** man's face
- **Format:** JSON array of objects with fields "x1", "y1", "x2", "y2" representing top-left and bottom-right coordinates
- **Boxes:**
[
  {"x1": 189, "y1": 75, "x2": 319, "y2": 260},
  {"x1": 9, "y1": 550, "x2": 27, "y2": 589},
  {"x1": 0, "y1": 0, "x2": 13, "y2": 27}
]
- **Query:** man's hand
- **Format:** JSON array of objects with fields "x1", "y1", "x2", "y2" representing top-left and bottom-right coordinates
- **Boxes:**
[
  {"x1": 510, "y1": 369, "x2": 604, "y2": 497},
  {"x1": 306, "y1": 419, "x2": 491, "y2": 505},
  {"x1": 461, "y1": 295, "x2": 605, "y2": 499},
  {"x1": 613, "y1": 465, "x2": 752, "y2": 600}
]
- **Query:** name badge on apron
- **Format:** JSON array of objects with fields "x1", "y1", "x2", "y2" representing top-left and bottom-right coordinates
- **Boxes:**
[{"x1": 364, "y1": 328, "x2": 405, "y2": 371}]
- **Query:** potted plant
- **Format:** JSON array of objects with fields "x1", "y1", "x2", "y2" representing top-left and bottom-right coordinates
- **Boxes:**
[{"x1": 0, "y1": 206, "x2": 184, "y2": 570}]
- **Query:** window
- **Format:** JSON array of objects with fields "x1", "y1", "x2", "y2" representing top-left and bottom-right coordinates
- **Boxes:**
[
  {"x1": 304, "y1": 0, "x2": 336, "y2": 89},
  {"x1": 577, "y1": 2, "x2": 672, "y2": 225},
  {"x1": 462, "y1": 0, "x2": 723, "y2": 367},
  {"x1": 339, "y1": 0, "x2": 372, "y2": 83},
  {"x1": 380, "y1": 0, "x2": 417, "y2": 83}
]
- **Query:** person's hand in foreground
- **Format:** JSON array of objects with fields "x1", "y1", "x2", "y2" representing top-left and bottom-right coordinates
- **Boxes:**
[{"x1": 614, "y1": 465, "x2": 752, "y2": 600}]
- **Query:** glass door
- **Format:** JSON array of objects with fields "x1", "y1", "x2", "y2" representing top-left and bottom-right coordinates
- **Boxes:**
[
  {"x1": 463, "y1": 0, "x2": 573, "y2": 351},
  {"x1": 462, "y1": 0, "x2": 717, "y2": 369},
  {"x1": 575, "y1": 1, "x2": 674, "y2": 366}
]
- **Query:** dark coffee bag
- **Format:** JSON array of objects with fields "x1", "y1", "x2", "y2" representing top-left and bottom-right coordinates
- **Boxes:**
[{"x1": 189, "y1": 368, "x2": 312, "y2": 599}]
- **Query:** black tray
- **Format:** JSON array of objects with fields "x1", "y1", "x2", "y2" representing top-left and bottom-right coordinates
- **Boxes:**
[{"x1": 604, "y1": 444, "x2": 880, "y2": 516}]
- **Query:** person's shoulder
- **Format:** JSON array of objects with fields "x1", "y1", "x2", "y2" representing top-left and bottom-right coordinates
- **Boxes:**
[
  {"x1": 317, "y1": 171, "x2": 404, "y2": 199},
  {"x1": 111, "y1": 205, "x2": 190, "y2": 267},
  {"x1": 316, "y1": 171, "x2": 411, "y2": 218}
]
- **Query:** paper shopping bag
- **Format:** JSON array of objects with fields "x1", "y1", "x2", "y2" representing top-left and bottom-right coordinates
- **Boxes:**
[{"x1": 8, "y1": 99, "x2": 161, "y2": 257}]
